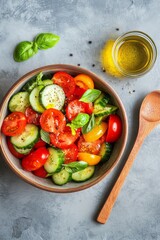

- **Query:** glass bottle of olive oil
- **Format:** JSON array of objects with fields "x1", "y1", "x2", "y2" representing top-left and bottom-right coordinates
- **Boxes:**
[{"x1": 101, "y1": 31, "x2": 157, "y2": 78}]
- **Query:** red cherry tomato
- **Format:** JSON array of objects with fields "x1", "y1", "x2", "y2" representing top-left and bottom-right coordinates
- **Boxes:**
[
  {"x1": 66, "y1": 86, "x2": 87, "y2": 103},
  {"x1": 52, "y1": 71, "x2": 76, "y2": 98},
  {"x1": 32, "y1": 166, "x2": 48, "y2": 178},
  {"x1": 21, "y1": 147, "x2": 49, "y2": 171},
  {"x1": 66, "y1": 100, "x2": 85, "y2": 121},
  {"x1": 1, "y1": 112, "x2": 27, "y2": 136},
  {"x1": 78, "y1": 136, "x2": 101, "y2": 155},
  {"x1": 7, "y1": 138, "x2": 25, "y2": 158},
  {"x1": 66, "y1": 99, "x2": 93, "y2": 121},
  {"x1": 63, "y1": 144, "x2": 78, "y2": 164},
  {"x1": 40, "y1": 108, "x2": 66, "y2": 133},
  {"x1": 50, "y1": 126, "x2": 80, "y2": 149},
  {"x1": 84, "y1": 102, "x2": 94, "y2": 115},
  {"x1": 25, "y1": 107, "x2": 41, "y2": 125},
  {"x1": 106, "y1": 114, "x2": 122, "y2": 143},
  {"x1": 34, "y1": 139, "x2": 46, "y2": 149},
  {"x1": 72, "y1": 86, "x2": 87, "y2": 100}
]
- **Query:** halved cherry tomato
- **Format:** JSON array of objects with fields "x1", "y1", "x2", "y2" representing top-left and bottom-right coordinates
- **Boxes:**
[
  {"x1": 63, "y1": 144, "x2": 78, "y2": 164},
  {"x1": 1, "y1": 112, "x2": 27, "y2": 136},
  {"x1": 25, "y1": 107, "x2": 41, "y2": 125},
  {"x1": 7, "y1": 138, "x2": 25, "y2": 158},
  {"x1": 50, "y1": 126, "x2": 80, "y2": 149},
  {"x1": 78, "y1": 136, "x2": 101, "y2": 155},
  {"x1": 74, "y1": 74, "x2": 94, "y2": 89},
  {"x1": 66, "y1": 86, "x2": 86, "y2": 104},
  {"x1": 53, "y1": 71, "x2": 76, "y2": 98},
  {"x1": 34, "y1": 139, "x2": 46, "y2": 149},
  {"x1": 66, "y1": 100, "x2": 85, "y2": 121},
  {"x1": 84, "y1": 102, "x2": 94, "y2": 114},
  {"x1": 73, "y1": 86, "x2": 86, "y2": 99},
  {"x1": 99, "y1": 133, "x2": 106, "y2": 144},
  {"x1": 83, "y1": 122, "x2": 108, "y2": 142},
  {"x1": 78, "y1": 152, "x2": 101, "y2": 165},
  {"x1": 40, "y1": 108, "x2": 66, "y2": 133},
  {"x1": 66, "y1": 99, "x2": 93, "y2": 121},
  {"x1": 21, "y1": 147, "x2": 49, "y2": 171},
  {"x1": 106, "y1": 114, "x2": 122, "y2": 142},
  {"x1": 33, "y1": 166, "x2": 48, "y2": 178}
]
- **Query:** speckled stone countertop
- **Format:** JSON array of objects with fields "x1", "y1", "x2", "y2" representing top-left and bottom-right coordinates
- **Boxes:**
[{"x1": 1, "y1": 0, "x2": 160, "y2": 239}]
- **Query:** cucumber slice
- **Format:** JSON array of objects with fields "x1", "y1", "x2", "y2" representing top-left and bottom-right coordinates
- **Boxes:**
[
  {"x1": 99, "y1": 142, "x2": 113, "y2": 162},
  {"x1": 13, "y1": 145, "x2": 32, "y2": 155},
  {"x1": 40, "y1": 84, "x2": 65, "y2": 110},
  {"x1": 94, "y1": 93, "x2": 111, "y2": 110},
  {"x1": 42, "y1": 80, "x2": 53, "y2": 86},
  {"x1": 94, "y1": 105, "x2": 118, "y2": 117},
  {"x1": 72, "y1": 166, "x2": 95, "y2": 182},
  {"x1": 8, "y1": 92, "x2": 30, "y2": 113},
  {"x1": 52, "y1": 168, "x2": 72, "y2": 185},
  {"x1": 29, "y1": 86, "x2": 45, "y2": 113},
  {"x1": 11, "y1": 124, "x2": 39, "y2": 149},
  {"x1": 44, "y1": 147, "x2": 64, "y2": 174}
]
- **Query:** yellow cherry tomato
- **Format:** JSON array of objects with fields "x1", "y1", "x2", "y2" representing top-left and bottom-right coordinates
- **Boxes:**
[
  {"x1": 83, "y1": 122, "x2": 108, "y2": 142},
  {"x1": 78, "y1": 152, "x2": 101, "y2": 165},
  {"x1": 74, "y1": 74, "x2": 94, "y2": 89}
]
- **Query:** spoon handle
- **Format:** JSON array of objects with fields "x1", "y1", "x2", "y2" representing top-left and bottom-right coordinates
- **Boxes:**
[{"x1": 97, "y1": 123, "x2": 150, "y2": 224}]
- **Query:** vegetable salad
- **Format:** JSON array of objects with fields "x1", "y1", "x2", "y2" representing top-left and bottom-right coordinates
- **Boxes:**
[{"x1": 1, "y1": 71, "x2": 122, "y2": 185}]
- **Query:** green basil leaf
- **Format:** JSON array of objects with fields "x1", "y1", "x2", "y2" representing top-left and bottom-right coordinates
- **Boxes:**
[
  {"x1": 35, "y1": 33, "x2": 60, "y2": 50},
  {"x1": 40, "y1": 129, "x2": 50, "y2": 144},
  {"x1": 62, "y1": 161, "x2": 88, "y2": 172},
  {"x1": 13, "y1": 41, "x2": 38, "y2": 62},
  {"x1": 67, "y1": 113, "x2": 89, "y2": 135},
  {"x1": 80, "y1": 89, "x2": 101, "y2": 103},
  {"x1": 82, "y1": 113, "x2": 95, "y2": 134},
  {"x1": 71, "y1": 113, "x2": 89, "y2": 128}
]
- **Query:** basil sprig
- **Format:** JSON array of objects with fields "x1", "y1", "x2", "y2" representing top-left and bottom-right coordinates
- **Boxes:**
[
  {"x1": 13, "y1": 33, "x2": 60, "y2": 62},
  {"x1": 80, "y1": 89, "x2": 101, "y2": 103},
  {"x1": 63, "y1": 161, "x2": 88, "y2": 173},
  {"x1": 67, "y1": 113, "x2": 89, "y2": 135},
  {"x1": 82, "y1": 113, "x2": 95, "y2": 134}
]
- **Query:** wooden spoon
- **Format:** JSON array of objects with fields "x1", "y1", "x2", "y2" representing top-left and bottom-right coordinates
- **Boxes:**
[{"x1": 97, "y1": 90, "x2": 160, "y2": 224}]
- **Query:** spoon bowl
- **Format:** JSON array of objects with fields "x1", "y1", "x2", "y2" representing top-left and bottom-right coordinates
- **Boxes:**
[{"x1": 140, "y1": 91, "x2": 160, "y2": 122}]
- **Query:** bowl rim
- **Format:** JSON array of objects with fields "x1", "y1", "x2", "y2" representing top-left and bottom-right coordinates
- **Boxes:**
[{"x1": 0, "y1": 64, "x2": 128, "y2": 193}]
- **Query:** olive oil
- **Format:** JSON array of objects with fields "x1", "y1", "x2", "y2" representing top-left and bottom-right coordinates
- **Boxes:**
[
  {"x1": 116, "y1": 36, "x2": 154, "y2": 75},
  {"x1": 101, "y1": 31, "x2": 157, "y2": 78}
]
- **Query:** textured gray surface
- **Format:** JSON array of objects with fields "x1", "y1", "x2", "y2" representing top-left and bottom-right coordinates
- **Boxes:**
[{"x1": 1, "y1": 0, "x2": 160, "y2": 239}]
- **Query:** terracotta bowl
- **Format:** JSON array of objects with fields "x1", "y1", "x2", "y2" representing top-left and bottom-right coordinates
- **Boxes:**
[{"x1": 0, "y1": 64, "x2": 128, "y2": 193}]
